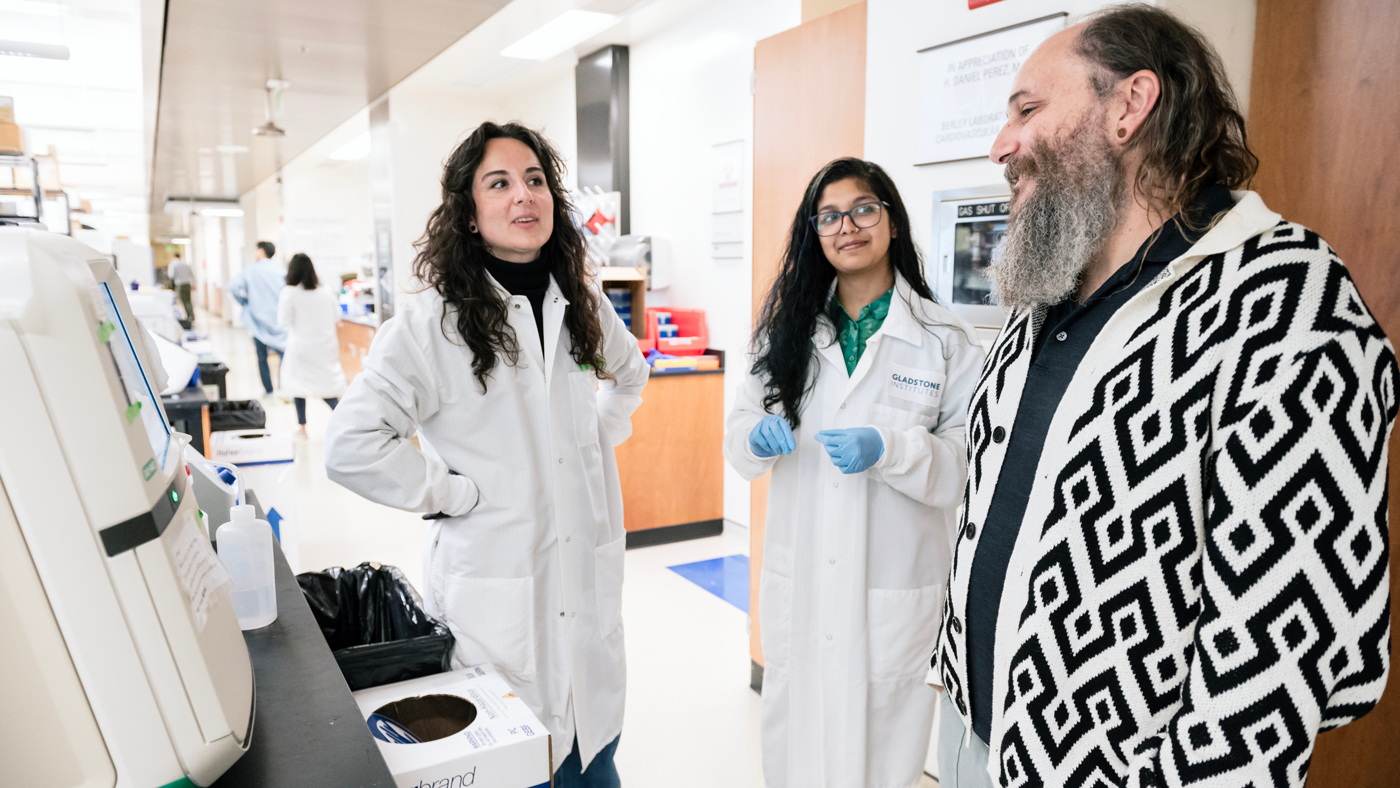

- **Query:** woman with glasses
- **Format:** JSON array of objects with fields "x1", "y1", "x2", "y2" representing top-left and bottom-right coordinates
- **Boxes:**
[{"x1": 725, "y1": 158, "x2": 984, "y2": 788}]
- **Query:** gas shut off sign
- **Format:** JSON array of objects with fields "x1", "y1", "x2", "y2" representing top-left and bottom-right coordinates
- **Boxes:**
[{"x1": 917, "y1": 14, "x2": 1065, "y2": 164}]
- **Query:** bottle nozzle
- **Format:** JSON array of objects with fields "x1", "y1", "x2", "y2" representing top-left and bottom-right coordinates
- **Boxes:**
[{"x1": 230, "y1": 504, "x2": 254, "y2": 524}]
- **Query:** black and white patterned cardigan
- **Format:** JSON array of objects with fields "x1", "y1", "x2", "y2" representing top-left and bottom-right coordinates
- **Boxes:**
[{"x1": 930, "y1": 192, "x2": 1396, "y2": 788}]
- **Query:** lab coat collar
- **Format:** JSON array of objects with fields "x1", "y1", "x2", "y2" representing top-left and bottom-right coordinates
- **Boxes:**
[
  {"x1": 483, "y1": 271, "x2": 570, "y2": 387},
  {"x1": 818, "y1": 273, "x2": 927, "y2": 396},
  {"x1": 542, "y1": 277, "x2": 569, "y2": 385}
]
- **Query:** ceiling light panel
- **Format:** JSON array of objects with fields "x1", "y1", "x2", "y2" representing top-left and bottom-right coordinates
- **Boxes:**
[
  {"x1": 500, "y1": 11, "x2": 618, "y2": 61},
  {"x1": 329, "y1": 132, "x2": 370, "y2": 161}
]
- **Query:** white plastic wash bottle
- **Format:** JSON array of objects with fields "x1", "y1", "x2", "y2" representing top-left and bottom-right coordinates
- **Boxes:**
[{"x1": 217, "y1": 504, "x2": 278, "y2": 629}]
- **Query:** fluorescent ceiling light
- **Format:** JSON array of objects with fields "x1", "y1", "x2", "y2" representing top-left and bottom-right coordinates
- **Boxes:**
[
  {"x1": 329, "y1": 132, "x2": 370, "y2": 161},
  {"x1": 500, "y1": 11, "x2": 617, "y2": 61},
  {"x1": 171, "y1": 238, "x2": 191, "y2": 245},
  {"x1": 164, "y1": 197, "x2": 241, "y2": 215},
  {"x1": 215, "y1": 145, "x2": 249, "y2": 154},
  {"x1": 0, "y1": 1, "x2": 64, "y2": 18},
  {"x1": 0, "y1": 39, "x2": 70, "y2": 60}
]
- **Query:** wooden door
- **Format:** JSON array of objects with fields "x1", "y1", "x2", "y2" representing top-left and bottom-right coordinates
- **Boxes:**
[
  {"x1": 749, "y1": 0, "x2": 867, "y2": 673},
  {"x1": 1249, "y1": 1, "x2": 1400, "y2": 784}
]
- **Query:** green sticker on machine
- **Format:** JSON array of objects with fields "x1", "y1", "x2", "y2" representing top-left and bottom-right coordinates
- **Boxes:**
[
  {"x1": 98, "y1": 320, "x2": 115, "y2": 343},
  {"x1": 125, "y1": 401, "x2": 142, "y2": 424},
  {"x1": 142, "y1": 458, "x2": 157, "y2": 481}
]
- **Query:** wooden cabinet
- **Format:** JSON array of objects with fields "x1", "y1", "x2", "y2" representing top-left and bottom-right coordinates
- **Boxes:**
[
  {"x1": 337, "y1": 319, "x2": 377, "y2": 383},
  {"x1": 613, "y1": 371, "x2": 725, "y2": 546}
]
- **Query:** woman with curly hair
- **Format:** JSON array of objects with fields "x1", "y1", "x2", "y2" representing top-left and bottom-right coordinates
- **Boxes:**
[
  {"x1": 327, "y1": 122, "x2": 648, "y2": 787},
  {"x1": 725, "y1": 158, "x2": 983, "y2": 787}
]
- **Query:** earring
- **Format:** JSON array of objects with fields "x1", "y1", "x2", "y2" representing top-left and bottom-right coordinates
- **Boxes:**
[
  {"x1": 1117, "y1": 128, "x2": 1127, "y2": 139},
  {"x1": 469, "y1": 224, "x2": 478, "y2": 233}
]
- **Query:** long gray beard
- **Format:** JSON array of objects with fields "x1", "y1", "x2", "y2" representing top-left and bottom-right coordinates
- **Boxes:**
[{"x1": 989, "y1": 130, "x2": 1124, "y2": 312}]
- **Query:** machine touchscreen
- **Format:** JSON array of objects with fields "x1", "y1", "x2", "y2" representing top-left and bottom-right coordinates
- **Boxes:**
[{"x1": 99, "y1": 281, "x2": 171, "y2": 471}]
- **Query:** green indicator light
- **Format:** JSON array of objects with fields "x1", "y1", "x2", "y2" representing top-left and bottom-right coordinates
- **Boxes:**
[{"x1": 171, "y1": 491, "x2": 179, "y2": 503}]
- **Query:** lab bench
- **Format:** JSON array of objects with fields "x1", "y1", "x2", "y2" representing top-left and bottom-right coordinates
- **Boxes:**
[
  {"x1": 613, "y1": 351, "x2": 726, "y2": 548},
  {"x1": 212, "y1": 492, "x2": 395, "y2": 788}
]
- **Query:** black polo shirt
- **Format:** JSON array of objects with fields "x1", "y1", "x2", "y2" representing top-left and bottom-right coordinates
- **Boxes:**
[{"x1": 964, "y1": 184, "x2": 1236, "y2": 744}]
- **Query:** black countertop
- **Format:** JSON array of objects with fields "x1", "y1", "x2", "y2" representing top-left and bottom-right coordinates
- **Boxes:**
[{"x1": 212, "y1": 492, "x2": 395, "y2": 788}]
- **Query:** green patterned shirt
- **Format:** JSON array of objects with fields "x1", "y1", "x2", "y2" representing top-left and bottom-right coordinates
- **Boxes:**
[{"x1": 830, "y1": 288, "x2": 893, "y2": 375}]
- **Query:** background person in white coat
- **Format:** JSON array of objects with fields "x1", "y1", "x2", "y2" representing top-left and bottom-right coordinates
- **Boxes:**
[
  {"x1": 725, "y1": 158, "x2": 984, "y2": 788},
  {"x1": 325, "y1": 122, "x2": 648, "y2": 788},
  {"x1": 277, "y1": 252, "x2": 347, "y2": 432}
]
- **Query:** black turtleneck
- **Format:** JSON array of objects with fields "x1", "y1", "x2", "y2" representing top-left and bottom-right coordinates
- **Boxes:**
[{"x1": 484, "y1": 254, "x2": 550, "y2": 349}]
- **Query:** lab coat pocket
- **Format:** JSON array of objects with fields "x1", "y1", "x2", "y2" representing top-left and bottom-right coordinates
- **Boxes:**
[
  {"x1": 441, "y1": 575, "x2": 537, "y2": 677},
  {"x1": 594, "y1": 535, "x2": 626, "y2": 638},
  {"x1": 872, "y1": 402, "x2": 934, "y2": 431},
  {"x1": 868, "y1": 583, "x2": 942, "y2": 683},
  {"x1": 569, "y1": 371, "x2": 601, "y2": 447},
  {"x1": 758, "y1": 571, "x2": 794, "y2": 674}
]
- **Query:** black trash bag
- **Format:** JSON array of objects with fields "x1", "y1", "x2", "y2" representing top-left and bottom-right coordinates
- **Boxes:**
[
  {"x1": 209, "y1": 399, "x2": 267, "y2": 432},
  {"x1": 297, "y1": 563, "x2": 454, "y2": 691}
]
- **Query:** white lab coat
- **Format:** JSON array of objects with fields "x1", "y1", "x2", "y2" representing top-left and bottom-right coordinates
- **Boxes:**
[
  {"x1": 725, "y1": 276, "x2": 984, "y2": 788},
  {"x1": 325, "y1": 277, "x2": 648, "y2": 771},
  {"x1": 276, "y1": 285, "x2": 347, "y2": 399}
]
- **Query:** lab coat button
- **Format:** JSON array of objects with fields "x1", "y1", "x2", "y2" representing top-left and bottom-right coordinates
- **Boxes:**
[
  {"x1": 558, "y1": 458, "x2": 564, "y2": 464},
  {"x1": 840, "y1": 403, "x2": 846, "y2": 409},
  {"x1": 571, "y1": 611, "x2": 577, "y2": 618},
  {"x1": 515, "y1": 303, "x2": 521, "y2": 309},
  {"x1": 560, "y1": 612, "x2": 565, "y2": 617},
  {"x1": 992, "y1": 426, "x2": 1006, "y2": 443},
  {"x1": 832, "y1": 481, "x2": 839, "y2": 488},
  {"x1": 565, "y1": 536, "x2": 571, "y2": 543},
  {"x1": 965, "y1": 522, "x2": 977, "y2": 539},
  {"x1": 826, "y1": 635, "x2": 833, "y2": 641}
]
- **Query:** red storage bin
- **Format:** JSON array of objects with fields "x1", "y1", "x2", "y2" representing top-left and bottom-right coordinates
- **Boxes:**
[{"x1": 645, "y1": 307, "x2": 709, "y2": 356}]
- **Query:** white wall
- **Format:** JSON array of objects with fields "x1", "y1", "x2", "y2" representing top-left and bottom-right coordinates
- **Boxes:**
[
  {"x1": 864, "y1": 0, "x2": 1258, "y2": 299},
  {"x1": 629, "y1": 0, "x2": 801, "y2": 526},
  {"x1": 281, "y1": 156, "x2": 374, "y2": 283}
]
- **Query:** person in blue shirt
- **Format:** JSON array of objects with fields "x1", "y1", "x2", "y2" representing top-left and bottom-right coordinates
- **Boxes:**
[{"x1": 228, "y1": 241, "x2": 290, "y2": 395}]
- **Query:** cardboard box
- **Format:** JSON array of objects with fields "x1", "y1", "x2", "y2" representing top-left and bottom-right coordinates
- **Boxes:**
[
  {"x1": 208, "y1": 429, "x2": 300, "y2": 569},
  {"x1": 0, "y1": 96, "x2": 13, "y2": 124},
  {"x1": 0, "y1": 122, "x2": 22, "y2": 153},
  {"x1": 353, "y1": 666, "x2": 553, "y2": 788}
]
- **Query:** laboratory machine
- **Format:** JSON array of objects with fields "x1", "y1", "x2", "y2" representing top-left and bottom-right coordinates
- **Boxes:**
[{"x1": 0, "y1": 228, "x2": 254, "y2": 787}]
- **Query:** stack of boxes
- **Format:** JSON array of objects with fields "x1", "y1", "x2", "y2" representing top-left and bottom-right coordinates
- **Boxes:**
[
  {"x1": 0, "y1": 97, "x2": 20, "y2": 153},
  {"x1": 606, "y1": 287, "x2": 632, "y2": 329}
]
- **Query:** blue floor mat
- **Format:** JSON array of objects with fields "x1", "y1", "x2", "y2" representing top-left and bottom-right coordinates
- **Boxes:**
[{"x1": 668, "y1": 554, "x2": 750, "y2": 613}]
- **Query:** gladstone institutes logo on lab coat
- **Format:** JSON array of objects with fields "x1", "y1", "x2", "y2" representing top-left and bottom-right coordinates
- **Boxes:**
[{"x1": 887, "y1": 364, "x2": 945, "y2": 408}]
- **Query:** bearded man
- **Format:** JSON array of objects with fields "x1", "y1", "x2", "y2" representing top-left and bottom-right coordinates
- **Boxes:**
[{"x1": 930, "y1": 6, "x2": 1397, "y2": 788}]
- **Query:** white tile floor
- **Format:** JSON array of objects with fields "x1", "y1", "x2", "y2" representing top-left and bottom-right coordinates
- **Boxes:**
[{"x1": 198, "y1": 310, "x2": 934, "y2": 787}]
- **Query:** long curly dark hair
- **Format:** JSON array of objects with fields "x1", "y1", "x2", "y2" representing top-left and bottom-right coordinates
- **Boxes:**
[
  {"x1": 1076, "y1": 4, "x2": 1258, "y2": 219},
  {"x1": 751, "y1": 158, "x2": 934, "y2": 427},
  {"x1": 413, "y1": 122, "x2": 609, "y2": 392}
]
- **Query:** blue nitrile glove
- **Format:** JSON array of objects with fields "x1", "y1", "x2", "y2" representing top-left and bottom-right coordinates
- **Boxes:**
[
  {"x1": 748, "y1": 414, "x2": 796, "y2": 458},
  {"x1": 814, "y1": 427, "x2": 884, "y2": 474}
]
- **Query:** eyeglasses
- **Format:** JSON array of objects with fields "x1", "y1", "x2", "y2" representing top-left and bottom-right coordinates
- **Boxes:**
[{"x1": 810, "y1": 201, "x2": 888, "y2": 237}]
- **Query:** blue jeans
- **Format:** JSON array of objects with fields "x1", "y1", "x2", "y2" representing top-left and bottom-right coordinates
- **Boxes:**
[
  {"x1": 253, "y1": 337, "x2": 282, "y2": 394},
  {"x1": 937, "y1": 692, "x2": 993, "y2": 788},
  {"x1": 554, "y1": 734, "x2": 620, "y2": 788},
  {"x1": 294, "y1": 397, "x2": 339, "y2": 425}
]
